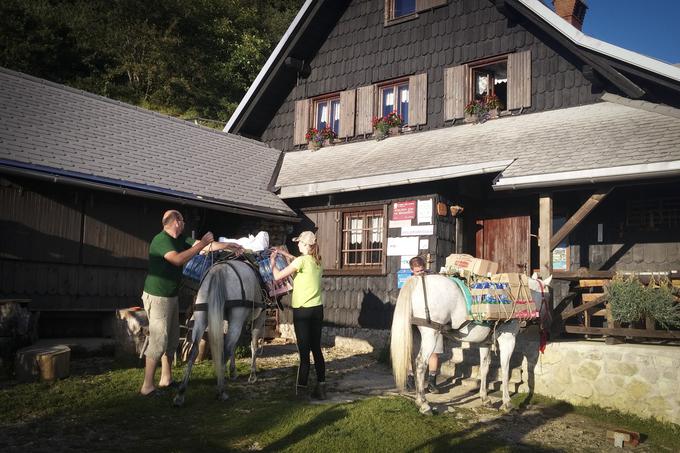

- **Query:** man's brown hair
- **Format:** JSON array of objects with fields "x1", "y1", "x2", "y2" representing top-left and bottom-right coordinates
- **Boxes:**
[{"x1": 409, "y1": 256, "x2": 426, "y2": 269}]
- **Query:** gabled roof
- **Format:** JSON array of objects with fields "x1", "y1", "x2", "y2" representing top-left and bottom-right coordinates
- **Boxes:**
[
  {"x1": 226, "y1": 0, "x2": 680, "y2": 135},
  {"x1": 276, "y1": 94, "x2": 680, "y2": 197},
  {"x1": 0, "y1": 67, "x2": 296, "y2": 220}
]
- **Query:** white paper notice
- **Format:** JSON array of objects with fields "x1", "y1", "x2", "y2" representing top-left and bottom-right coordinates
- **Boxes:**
[
  {"x1": 419, "y1": 239, "x2": 429, "y2": 249},
  {"x1": 417, "y1": 199, "x2": 432, "y2": 224},
  {"x1": 389, "y1": 220, "x2": 412, "y2": 229},
  {"x1": 387, "y1": 237, "x2": 419, "y2": 256},
  {"x1": 401, "y1": 225, "x2": 434, "y2": 236},
  {"x1": 400, "y1": 256, "x2": 413, "y2": 269}
]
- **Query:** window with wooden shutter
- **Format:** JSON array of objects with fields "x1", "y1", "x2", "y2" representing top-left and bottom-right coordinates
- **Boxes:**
[
  {"x1": 315, "y1": 210, "x2": 340, "y2": 270},
  {"x1": 408, "y1": 73, "x2": 427, "y2": 126},
  {"x1": 355, "y1": 85, "x2": 375, "y2": 135},
  {"x1": 507, "y1": 50, "x2": 532, "y2": 110},
  {"x1": 293, "y1": 99, "x2": 311, "y2": 145},
  {"x1": 338, "y1": 89, "x2": 356, "y2": 138}
]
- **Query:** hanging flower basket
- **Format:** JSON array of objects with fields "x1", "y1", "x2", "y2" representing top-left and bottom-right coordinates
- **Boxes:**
[
  {"x1": 372, "y1": 112, "x2": 403, "y2": 141},
  {"x1": 306, "y1": 126, "x2": 337, "y2": 150},
  {"x1": 464, "y1": 94, "x2": 503, "y2": 124}
]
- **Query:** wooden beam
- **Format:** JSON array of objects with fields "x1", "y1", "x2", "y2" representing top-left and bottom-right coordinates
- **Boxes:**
[
  {"x1": 550, "y1": 188, "x2": 612, "y2": 250},
  {"x1": 565, "y1": 326, "x2": 680, "y2": 339},
  {"x1": 539, "y1": 194, "x2": 552, "y2": 279},
  {"x1": 560, "y1": 295, "x2": 607, "y2": 320}
]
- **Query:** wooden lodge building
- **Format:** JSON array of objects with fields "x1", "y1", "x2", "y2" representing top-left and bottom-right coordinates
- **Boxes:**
[
  {"x1": 0, "y1": 68, "x2": 298, "y2": 336},
  {"x1": 225, "y1": 0, "x2": 680, "y2": 338}
]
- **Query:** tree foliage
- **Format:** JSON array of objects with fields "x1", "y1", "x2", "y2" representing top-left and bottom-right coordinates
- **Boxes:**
[{"x1": 0, "y1": 0, "x2": 303, "y2": 126}]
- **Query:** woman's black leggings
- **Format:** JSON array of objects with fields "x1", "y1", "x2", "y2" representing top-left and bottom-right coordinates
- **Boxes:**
[{"x1": 293, "y1": 305, "x2": 325, "y2": 386}]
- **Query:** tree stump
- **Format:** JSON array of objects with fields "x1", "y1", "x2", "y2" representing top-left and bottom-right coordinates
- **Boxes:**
[{"x1": 15, "y1": 344, "x2": 70, "y2": 382}]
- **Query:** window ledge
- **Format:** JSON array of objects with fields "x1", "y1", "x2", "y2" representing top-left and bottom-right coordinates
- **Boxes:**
[{"x1": 384, "y1": 13, "x2": 418, "y2": 27}]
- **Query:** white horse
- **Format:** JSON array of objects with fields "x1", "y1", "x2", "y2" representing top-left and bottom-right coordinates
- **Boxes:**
[
  {"x1": 391, "y1": 273, "x2": 550, "y2": 414},
  {"x1": 174, "y1": 260, "x2": 267, "y2": 407}
]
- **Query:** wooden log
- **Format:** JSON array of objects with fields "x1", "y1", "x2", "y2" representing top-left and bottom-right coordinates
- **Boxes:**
[
  {"x1": 15, "y1": 344, "x2": 70, "y2": 382},
  {"x1": 561, "y1": 295, "x2": 607, "y2": 320},
  {"x1": 582, "y1": 293, "x2": 605, "y2": 302},
  {"x1": 578, "y1": 279, "x2": 610, "y2": 287}
]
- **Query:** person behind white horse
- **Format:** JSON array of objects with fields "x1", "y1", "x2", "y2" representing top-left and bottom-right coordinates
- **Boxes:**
[{"x1": 407, "y1": 256, "x2": 442, "y2": 394}]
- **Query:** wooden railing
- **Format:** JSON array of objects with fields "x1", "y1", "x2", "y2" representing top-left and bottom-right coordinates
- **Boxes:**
[{"x1": 555, "y1": 275, "x2": 680, "y2": 344}]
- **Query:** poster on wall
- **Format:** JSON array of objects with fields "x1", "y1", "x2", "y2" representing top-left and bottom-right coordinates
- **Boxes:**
[
  {"x1": 387, "y1": 236, "x2": 419, "y2": 256},
  {"x1": 397, "y1": 269, "x2": 413, "y2": 288},
  {"x1": 400, "y1": 256, "x2": 414, "y2": 269},
  {"x1": 417, "y1": 199, "x2": 432, "y2": 224},
  {"x1": 392, "y1": 200, "x2": 416, "y2": 220},
  {"x1": 552, "y1": 247, "x2": 568, "y2": 271},
  {"x1": 419, "y1": 239, "x2": 429, "y2": 249},
  {"x1": 389, "y1": 220, "x2": 412, "y2": 229},
  {"x1": 401, "y1": 225, "x2": 434, "y2": 236}
]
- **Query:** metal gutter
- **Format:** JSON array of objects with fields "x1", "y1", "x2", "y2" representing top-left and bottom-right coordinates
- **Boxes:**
[
  {"x1": 224, "y1": 0, "x2": 315, "y2": 133},
  {"x1": 279, "y1": 160, "x2": 514, "y2": 199},
  {"x1": 493, "y1": 160, "x2": 680, "y2": 191},
  {"x1": 0, "y1": 161, "x2": 299, "y2": 222}
]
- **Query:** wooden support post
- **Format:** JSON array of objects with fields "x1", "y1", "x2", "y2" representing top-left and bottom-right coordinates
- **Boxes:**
[
  {"x1": 539, "y1": 194, "x2": 553, "y2": 279},
  {"x1": 550, "y1": 188, "x2": 612, "y2": 250}
]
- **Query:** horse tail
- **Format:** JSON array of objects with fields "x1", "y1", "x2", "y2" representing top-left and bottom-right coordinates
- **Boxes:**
[
  {"x1": 206, "y1": 265, "x2": 228, "y2": 391},
  {"x1": 391, "y1": 277, "x2": 416, "y2": 391}
]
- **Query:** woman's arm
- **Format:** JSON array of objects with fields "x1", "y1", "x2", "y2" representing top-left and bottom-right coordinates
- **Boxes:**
[{"x1": 270, "y1": 250, "x2": 297, "y2": 281}]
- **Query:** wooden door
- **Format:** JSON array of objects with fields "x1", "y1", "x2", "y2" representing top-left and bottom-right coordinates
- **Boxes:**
[{"x1": 476, "y1": 216, "x2": 530, "y2": 274}]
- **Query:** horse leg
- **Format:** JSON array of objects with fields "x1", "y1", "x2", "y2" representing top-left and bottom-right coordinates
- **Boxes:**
[
  {"x1": 174, "y1": 312, "x2": 207, "y2": 407},
  {"x1": 415, "y1": 328, "x2": 437, "y2": 415},
  {"x1": 497, "y1": 331, "x2": 516, "y2": 411},
  {"x1": 478, "y1": 345, "x2": 491, "y2": 406},
  {"x1": 248, "y1": 310, "x2": 266, "y2": 384},
  {"x1": 219, "y1": 310, "x2": 246, "y2": 401}
]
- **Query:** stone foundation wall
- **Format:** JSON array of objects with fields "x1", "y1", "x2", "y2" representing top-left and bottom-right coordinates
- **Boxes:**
[{"x1": 515, "y1": 336, "x2": 680, "y2": 426}]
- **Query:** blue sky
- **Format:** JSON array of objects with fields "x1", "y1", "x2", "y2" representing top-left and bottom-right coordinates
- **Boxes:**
[{"x1": 578, "y1": 0, "x2": 680, "y2": 64}]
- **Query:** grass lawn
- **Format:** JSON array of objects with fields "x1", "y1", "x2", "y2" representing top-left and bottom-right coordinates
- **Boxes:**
[{"x1": 1, "y1": 356, "x2": 679, "y2": 452}]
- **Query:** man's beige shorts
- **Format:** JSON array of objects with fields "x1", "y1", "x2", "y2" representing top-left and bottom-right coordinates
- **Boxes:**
[{"x1": 141, "y1": 291, "x2": 179, "y2": 361}]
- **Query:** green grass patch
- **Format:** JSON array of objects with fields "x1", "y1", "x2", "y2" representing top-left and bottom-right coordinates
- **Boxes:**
[{"x1": 3, "y1": 358, "x2": 679, "y2": 452}]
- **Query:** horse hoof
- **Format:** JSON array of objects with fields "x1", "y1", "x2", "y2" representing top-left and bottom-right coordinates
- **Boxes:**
[
  {"x1": 248, "y1": 375, "x2": 258, "y2": 384},
  {"x1": 480, "y1": 398, "x2": 492, "y2": 407},
  {"x1": 419, "y1": 404, "x2": 433, "y2": 415},
  {"x1": 500, "y1": 403, "x2": 514, "y2": 412},
  {"x1": 173, "y1": 394, "x2": 185, "y2": 407}
]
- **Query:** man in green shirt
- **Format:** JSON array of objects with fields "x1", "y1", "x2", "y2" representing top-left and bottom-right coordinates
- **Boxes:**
[{"x1": 139, "y1": 209, "x2": 242, "y2": 396}]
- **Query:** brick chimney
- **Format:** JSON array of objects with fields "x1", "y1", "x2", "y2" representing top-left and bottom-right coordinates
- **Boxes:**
[{"x1": 552, "y1": 0, "x2": 588, "y2": 30}]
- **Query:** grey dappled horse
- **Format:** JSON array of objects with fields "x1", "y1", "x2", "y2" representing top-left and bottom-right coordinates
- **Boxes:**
[
  {"x1": 391, "y1": 274, "x2": 550, "y2": 414},
  {"x1": 174, "y1": 260, "x2": 267, "y2": 406}
]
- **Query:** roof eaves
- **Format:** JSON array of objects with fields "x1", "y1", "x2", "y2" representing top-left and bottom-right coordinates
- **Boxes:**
[
  {"x1": 0, "y1": 159, "x2": 297, "y2": 219},
  {"x1": 493, "y1": 160, "x2": 680, "y2": 191},
  {"x1": 517, "y1": 0, "x2": 680, "y2": 83}
]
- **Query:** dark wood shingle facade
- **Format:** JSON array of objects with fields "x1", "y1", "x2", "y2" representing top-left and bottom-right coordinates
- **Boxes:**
[{"x1": 229, "y1": 0, "x2": 680, "y2": 333}]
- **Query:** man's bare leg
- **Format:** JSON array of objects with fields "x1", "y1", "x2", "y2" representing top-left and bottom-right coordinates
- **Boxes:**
[
  {"x1": 158, "y1": 354, "x2": 173, "y2": 387},
  {"x1": 140, "y1": 356, "x2": 158, "y2": 395}
]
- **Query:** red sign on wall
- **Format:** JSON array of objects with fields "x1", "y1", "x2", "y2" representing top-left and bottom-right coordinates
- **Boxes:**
[{"x1": 392, "y1": 200, "x2": 416, "y2": 220}]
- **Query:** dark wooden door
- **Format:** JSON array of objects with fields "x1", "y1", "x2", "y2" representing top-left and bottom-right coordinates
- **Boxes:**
[{"x1": 475, "y1": 216, "x2": 530, "y2": 274}]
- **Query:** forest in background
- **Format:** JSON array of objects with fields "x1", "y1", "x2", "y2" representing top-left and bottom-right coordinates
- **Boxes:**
[{"x1": 0, "y1": 0, "x2": 303, "y2": 128}]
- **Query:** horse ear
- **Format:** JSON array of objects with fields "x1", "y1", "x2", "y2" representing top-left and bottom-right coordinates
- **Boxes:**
[
  {"x1": 531, "y1": 272, "x2": 538, "y2": 280},
  {"x1": 544, "y1": 275, "x2": 553, "y2": 287}
]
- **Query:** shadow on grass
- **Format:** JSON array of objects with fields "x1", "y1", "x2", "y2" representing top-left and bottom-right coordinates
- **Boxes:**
[{"x1": 407, "y1": 401, "x2": 575, "y2": 452}]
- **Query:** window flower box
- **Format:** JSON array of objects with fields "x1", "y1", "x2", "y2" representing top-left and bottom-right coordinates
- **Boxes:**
[{"x1": 372, "y1": 112, "x2": 403, "y2": 141}]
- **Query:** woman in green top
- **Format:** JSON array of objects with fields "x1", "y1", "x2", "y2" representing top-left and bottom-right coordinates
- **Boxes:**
[{"x1": 270, "y1": 231, "x2": 326, "y2": 400}]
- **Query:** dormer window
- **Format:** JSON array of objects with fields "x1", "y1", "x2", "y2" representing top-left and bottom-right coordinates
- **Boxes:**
[
  {"x1": 314, "y1": 96, "x2": 341, "y2": 135},
  {"x1": 379, "y1": 81, "x2": 409, "y2": 125}
]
